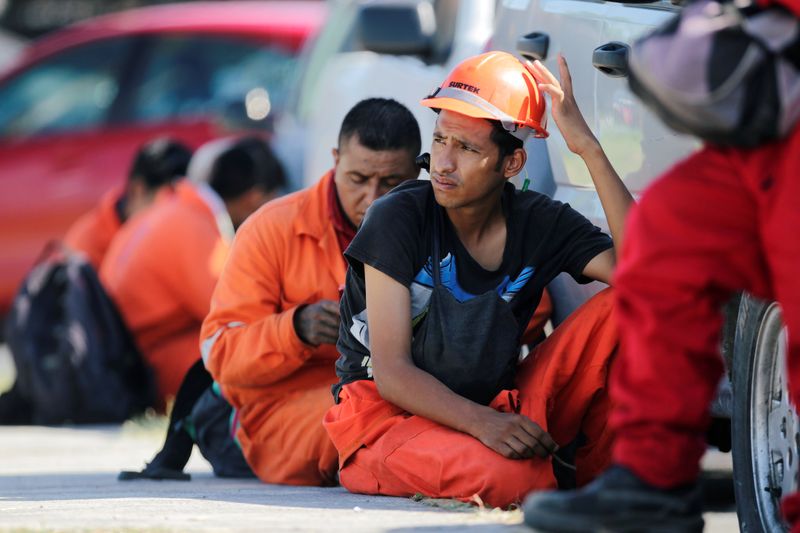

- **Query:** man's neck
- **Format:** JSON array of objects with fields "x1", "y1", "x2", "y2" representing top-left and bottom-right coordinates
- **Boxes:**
[
  {"x1": 444, "y1": 188, "x2": 507, "y2": 271},
  {"x1": 445, "y1": 187, "x2": 505, "y2": 245}
]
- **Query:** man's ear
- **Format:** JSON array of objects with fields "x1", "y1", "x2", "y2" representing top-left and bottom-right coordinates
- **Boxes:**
[
  {"x1": 503, "y1": 147, "x2": 527, "y2": 179},
  {"x1": 332, "y1": 147, "x2": 340, "y2": 169}
]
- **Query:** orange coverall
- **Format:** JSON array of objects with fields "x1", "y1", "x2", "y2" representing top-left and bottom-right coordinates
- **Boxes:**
[
  {"x1": 64, "y1": 186, "x2": 123, "y2": 270},
  {"x1": 200, "y1": 173, "x2": 347, "y2": 485},
  {"x1": 324, "y1": 288, "x2": 613, "y2": 508},
  {"x1": 102, "y1": 181, "x2": 231, "y2": 407}
]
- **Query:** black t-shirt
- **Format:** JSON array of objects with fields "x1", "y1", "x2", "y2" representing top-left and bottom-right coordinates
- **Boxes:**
[{"x1": 334, "y1": 179, "x2": 612, "y2": 400}]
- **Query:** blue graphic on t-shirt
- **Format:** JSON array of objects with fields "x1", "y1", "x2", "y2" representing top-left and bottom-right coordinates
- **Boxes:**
[
  {"x1": 350, "y1": 255, "x2": 536, "y2": 353},
  {"x1": 412, "y1": 253, "x2": 534, "y2": 303}
]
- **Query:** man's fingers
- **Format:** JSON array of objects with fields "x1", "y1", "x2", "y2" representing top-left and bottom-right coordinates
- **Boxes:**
[
  {"x1": 558, "y1": 54, "x2": 573, "y2": 91},
  {"x1": 512, "y1": 427, "x2": 549, "y2": 458},
  {"x1": 313, "y1": 329, "x2": 339, "y2": 346},
  {"x1": 531, "y1": 59, "x2": 559, "y2": 86},
  {"x1": 519, "y1": 417, "x2": 558, "y2": 455},
  {"x1": 317, "y1": 333, "x2": 339, "y2": 345},
  {"x1": 536, "y1": 430, "x2": 558, "y2": 454},
  {"x1": 508, "y1": 435, "x2": 535, "y2": 459},
  {"x1": 537, "y1": 83, "x2": 564, "y2": 104},
  {"x1": 319, "y1": 300, "x2": 341, "y2": 315},
  {"x1": 315, "y1": 311, "x2": 341, "y2": 330},
  {"x1": 317, "y1": 322, "x2": 340, "y2": 339},
  {"x1": 500, "y1": 443, "x2": 522, "y2": 460},
  {"x1": 532, "y1": 441, "x2": 552, "y2": 459}
]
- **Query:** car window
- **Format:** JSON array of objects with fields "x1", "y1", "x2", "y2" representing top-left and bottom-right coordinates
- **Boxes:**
[
  {"x1": 124, "y1": 35, "x2": 297, "y2": 128},
  {"x1": 0, "y1": 38, "x2": 133, "y2": 138}
]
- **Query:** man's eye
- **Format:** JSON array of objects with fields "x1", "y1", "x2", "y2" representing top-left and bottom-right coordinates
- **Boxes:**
[{"x1": 433, "y1": 137, "x2": 445, "y2": 145}]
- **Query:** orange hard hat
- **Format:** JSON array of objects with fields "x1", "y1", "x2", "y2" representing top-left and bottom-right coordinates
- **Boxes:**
[{"x1": 421, "y1": 51, "x2": 548, "y2": 140}]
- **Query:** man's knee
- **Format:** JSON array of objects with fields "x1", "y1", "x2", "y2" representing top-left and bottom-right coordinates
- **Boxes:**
[{"x1": 468, "y1": 455, "x2": 556, "y2": 507}]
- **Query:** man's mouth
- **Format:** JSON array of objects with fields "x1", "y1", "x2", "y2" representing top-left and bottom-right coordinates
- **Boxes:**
[{"x1": 432, "y1": 174, "x2": 457, "y2": 190}]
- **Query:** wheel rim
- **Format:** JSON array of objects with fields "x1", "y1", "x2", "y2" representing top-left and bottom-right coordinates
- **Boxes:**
[{"x1": 750, "y1": 303, "x2": 796, "y2": 531}]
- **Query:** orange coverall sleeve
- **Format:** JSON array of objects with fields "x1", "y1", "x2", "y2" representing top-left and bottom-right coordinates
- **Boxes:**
[
  {"x1": 201, "y1": 214, "x2": 312, "y2": 389},
  {"x1": 157, "y1": 215, "x2": 228, "y2": 323}
]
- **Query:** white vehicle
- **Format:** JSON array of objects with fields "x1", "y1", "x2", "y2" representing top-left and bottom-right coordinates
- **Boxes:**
[
  {"x1": 492, "y1": 0, "x2": 794, "y2": 531},
  {"x1": 273, "y1": 0, "x2": 496, "y2": 189}
]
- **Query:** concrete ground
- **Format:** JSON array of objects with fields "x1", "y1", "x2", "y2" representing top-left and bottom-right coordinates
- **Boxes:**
[
  {"x1": 0, "y1": 347, "x2": 739, "y2": 532},
  {"x1": 0, "y1": 422, "x2": 740, "y2": 532}
]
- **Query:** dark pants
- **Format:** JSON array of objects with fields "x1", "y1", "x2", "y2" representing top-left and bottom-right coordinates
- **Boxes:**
[
  {"x1": 187, "y1": 385, "x2": 254, "y2": 478},
  {"x1": 151, "y1": 359, "x2": 253, "y2": 479}
]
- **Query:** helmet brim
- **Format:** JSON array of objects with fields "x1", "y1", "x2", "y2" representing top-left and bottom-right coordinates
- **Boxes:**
[
  {"x1": 419, "y1": 96, "x2": 498, "y2": 121},
  {"x1": 420, "y1": 95, "x2": 549, "y2": 139}
]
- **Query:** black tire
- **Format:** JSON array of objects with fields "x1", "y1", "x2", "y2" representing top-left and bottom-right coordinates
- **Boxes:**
[{"x1": 731, "y1": 295, "x2": 795, "y2": 532}]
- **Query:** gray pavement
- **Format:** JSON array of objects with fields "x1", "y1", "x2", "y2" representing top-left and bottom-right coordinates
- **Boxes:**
[
  {"x1": 0, "y1": 423, "x2": 740, "y2": 532},
  {"x1": 0, "y1": 345, "x2": 739, "y2": 531}
]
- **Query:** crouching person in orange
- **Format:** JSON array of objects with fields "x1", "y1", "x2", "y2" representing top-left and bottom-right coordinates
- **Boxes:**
[
  {"x1": 199, "y1": 99, "x2": 424, "y2": 486},
  {"x1": 101, "y1": 137, "x2": 284, "y2": 408},
  {"x1": 64, "y1": 138, "x2": 192, "y2": 269},
  {"x1": 324, "y1": 52, "x2": 634, "y2": 508}
]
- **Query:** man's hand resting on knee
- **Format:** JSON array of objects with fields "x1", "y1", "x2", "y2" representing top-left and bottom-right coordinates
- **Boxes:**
[{"x1": 469, "y1": 408, "x2": 558, "y2": 460}]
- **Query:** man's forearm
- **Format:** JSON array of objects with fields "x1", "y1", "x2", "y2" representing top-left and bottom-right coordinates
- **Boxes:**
[
  {"x1": 374, "y1": 361, "x2": 489, "y2": 437},
  {"x1": 204, "y1": 306, "x2": 312, "y2": 388},
  {"x1": 581, "y1": 143, "x2": 635, "y2": 253}
]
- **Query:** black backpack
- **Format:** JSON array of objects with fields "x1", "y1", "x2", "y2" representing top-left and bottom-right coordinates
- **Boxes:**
[{"x1": 2, "y1": 244, "x2": 155, "y2": 424}]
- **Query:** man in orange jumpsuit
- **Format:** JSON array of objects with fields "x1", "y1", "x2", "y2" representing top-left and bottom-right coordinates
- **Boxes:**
[
  {"x1": 102, "y1": 137, "x2": 284, "y2": 408},
  {"x1": 323, "y1": 53, "x2": 632, "y2": 507},
  {"x1": 64, "y1": 138, "x2": 191, "y2": 269},
  {"x1": 199, "y1": 99, "x2": 425, "y2": 486}
]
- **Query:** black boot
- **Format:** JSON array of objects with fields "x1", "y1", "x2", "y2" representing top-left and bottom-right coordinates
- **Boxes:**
[
  {"x1": 118, "y1": 359, "x2": 212, "y2": 481},
  {"x1": 523, "y1": 465, "x2": 704, "y2": 533},
  {"x1": 0, "y1": 383, "x2": 34, "y2": 425}
]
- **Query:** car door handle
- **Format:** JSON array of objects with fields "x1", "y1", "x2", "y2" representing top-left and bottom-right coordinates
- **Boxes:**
[
  {"x1": 592, "y1": 41, "x2": 629, "y2": 77},
  {"x1": 517, "y1": 32, "x2": 549, "y2": 61}
]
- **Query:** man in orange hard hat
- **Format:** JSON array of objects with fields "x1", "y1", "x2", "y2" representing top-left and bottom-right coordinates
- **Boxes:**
[{"x1": 323, "y1": 51, "x2": 635, "y2": 507}]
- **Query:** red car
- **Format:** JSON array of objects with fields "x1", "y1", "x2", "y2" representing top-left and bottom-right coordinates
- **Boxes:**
[{"x1": 0, "y1": 1, "x2": 325, "y2": 316}]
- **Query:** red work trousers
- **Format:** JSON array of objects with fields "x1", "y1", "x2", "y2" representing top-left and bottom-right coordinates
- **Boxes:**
[
  {"x1": 324, "y1": 289, "x2": 618, "y2": 508},
  {"x1": 610, "y1": 129, "x2": 800, "y2": 527}
]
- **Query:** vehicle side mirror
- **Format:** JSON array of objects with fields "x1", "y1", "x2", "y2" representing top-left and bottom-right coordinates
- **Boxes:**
[{"x1": 356, "y1": 1, "x2": 435, "y2": 57}]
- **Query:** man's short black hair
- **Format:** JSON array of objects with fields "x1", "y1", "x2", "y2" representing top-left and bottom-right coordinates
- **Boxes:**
[
  {"x1": 488, "y1": 120, "x2": 524, "y2": 171},
  {"x1": 209, "y1": 137, "x2": 285, "y2": 200},
  {"x1": 129, "y1": 138, "x2": 192, "y2": 189},
  {"x1": 338, "y1": 98, "x2": 421, "y2": 156}
]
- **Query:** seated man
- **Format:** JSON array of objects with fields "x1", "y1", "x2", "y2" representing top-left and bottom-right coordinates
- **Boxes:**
[
  {"x1": 101, "y1": 137, "x2": 284, "y2": 408},
  {"x1": 64, "y1": 138, "x2": 192, "y2": 269},
  {"x1": 199, "y1": 99, "x2": 424, "y2": 486},
  {"x1": 324, "y1": 52, "x2": 634, "y2": 508}
]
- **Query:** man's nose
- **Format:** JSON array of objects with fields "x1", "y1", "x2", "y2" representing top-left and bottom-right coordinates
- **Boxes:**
[
  {"x1": 433, "y1": 146, "x2": 456, "y2": 174},
  {"x1": 363, "y1": 180, "x2": 382, "y2": 206}
]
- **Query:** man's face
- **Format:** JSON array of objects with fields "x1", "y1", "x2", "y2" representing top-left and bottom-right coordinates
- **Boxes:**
[
  {"x1": 228, "y1": 187, "x2": 279, "y2": 230},
  {"x1": 430, "y1": 110, "x2": 515, "y2": 210},
  {"x1": 333, "y1": 134, "x2": 419, "y2": 227}
]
